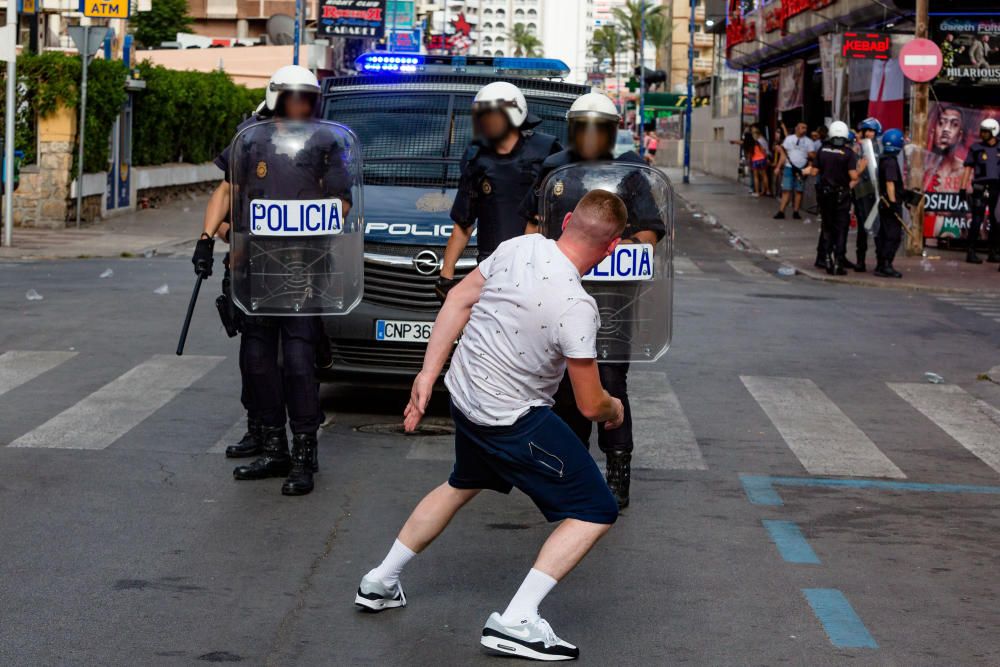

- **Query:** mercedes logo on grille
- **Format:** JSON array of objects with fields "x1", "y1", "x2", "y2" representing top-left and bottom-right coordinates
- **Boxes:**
[{"x1": 412, "y1": 249, "x2": 441, "y2": 276}]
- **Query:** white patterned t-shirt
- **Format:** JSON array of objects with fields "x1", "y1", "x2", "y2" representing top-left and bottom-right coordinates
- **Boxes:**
[{"x1": 445, "y1": 234, "x2": 599, "y2": 426}]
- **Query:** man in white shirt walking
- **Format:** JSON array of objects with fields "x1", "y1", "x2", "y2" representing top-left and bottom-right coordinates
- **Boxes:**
[
  {"x1": 355, "y1": 190, "x2": 628, "y2": 662},
  {"x1": 774, "y1": 122, "x2": 812, "y2": 219}
]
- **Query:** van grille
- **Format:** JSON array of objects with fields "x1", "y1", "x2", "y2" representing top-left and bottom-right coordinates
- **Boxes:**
[
  {"x1": 363, "y1": 247, "x2": 475, "y2": 312},
  {"x1": 330, "y1": 341, "x2": 427, "y2": 371}
]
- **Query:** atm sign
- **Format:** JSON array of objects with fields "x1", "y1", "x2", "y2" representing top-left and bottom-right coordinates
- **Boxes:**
[
  {"x1": 842, "y1": 32, "x2": 891, "y2": 60},
  {"x1": 79, "y1": 0, "x2": 129, "y2": 18}
]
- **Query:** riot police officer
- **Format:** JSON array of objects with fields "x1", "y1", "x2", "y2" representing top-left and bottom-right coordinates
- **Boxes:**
[
  {"x1": 435, "y1": 82, "x2": 561, "y2": 302},
  {"x1": 958, "y1": 118, "x2": 1000, "y2": 264},
  {"x1": 527, "y1": 92, "x2": 666, "y2": 510},
  {"x1": 874, "y1": 129, "x2": 906, "y2": 278},
  {"x1": 852, "y1": 117, "x2": 882, "y2": 272},
  {"x1": 805, "y1": 121, "x2": 859, "y2": 276},
  {"x1": 194, "y1": 65, "x2": 343, "y2": 496}
]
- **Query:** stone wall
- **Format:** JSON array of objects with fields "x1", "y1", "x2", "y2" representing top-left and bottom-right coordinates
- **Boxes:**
[{"x1": 12, "y1": 106, "x2": 76, "y2": 229}]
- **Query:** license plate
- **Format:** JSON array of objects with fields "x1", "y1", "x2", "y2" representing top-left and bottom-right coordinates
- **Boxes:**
[{"x1": 375, "y1": 319, "x2": 433, "y2": 342}]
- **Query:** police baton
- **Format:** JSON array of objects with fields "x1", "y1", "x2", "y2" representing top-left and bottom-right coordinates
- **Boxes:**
[{"x1": 176, "y1": 273, "x2": 207, "y2": 356}]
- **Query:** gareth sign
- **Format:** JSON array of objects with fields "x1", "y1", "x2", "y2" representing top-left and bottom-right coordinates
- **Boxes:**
[{"x1": 318, "y1": 0, "x2": 387, "y2": 38}]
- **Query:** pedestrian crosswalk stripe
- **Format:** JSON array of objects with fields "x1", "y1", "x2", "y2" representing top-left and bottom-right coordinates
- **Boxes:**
[
  {"x1": 630, "y1": 371, "x2": 706, "y2": 470},
  {"x1": 208, "y1": 418, "x2": 248, "y2": 454},
  {"x1": 741, "y1": 376, "x2": 905, "y2": 479},
  {"x1": 888, "y1": 383, "x2": 1000, "y2": 475},
  {"x1": 0, "y1": 351, "x2": 77, "y2": 398},
  {"x1": 673, "y1": 257, "x2": 704, "y2": 274},
  {"x1": 726, "y1": 259, "x2": 772, "y2": 278},
  {"x1": 9, "y1": 355, "x2": 224, "y2": 450}
]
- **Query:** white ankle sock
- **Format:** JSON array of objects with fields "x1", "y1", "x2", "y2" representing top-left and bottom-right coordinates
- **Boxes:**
[
  {"x1": 369, "y1": 539, "x2": 416, "y2": 587},
  {"x1": 499, "y1": 568, "x2": 557, "y2": 625}
]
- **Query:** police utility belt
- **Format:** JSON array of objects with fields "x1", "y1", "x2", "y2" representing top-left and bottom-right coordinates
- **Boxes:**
[{"x1": 816, "y1": 181, "x2": 850, "y2": 202}]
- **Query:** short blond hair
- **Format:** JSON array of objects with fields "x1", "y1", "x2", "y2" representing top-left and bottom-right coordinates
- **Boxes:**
[{"x1": 565, "y1": 189, "x2": 628, "y2": 247}]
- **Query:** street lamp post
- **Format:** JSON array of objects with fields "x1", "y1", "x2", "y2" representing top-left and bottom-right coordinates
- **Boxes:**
[
  {"x1": 638, "y1": 0, "x2": 646, "y2": 157},
  {"x1": 683, "y1": 0, "x2": 695, "y2": 184},
  {"x1": 2, "y1": 0, "x2": 17, "y2": 247}
]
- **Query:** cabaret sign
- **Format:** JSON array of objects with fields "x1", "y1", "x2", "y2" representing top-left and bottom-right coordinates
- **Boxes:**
[{"x1": 727, "y1": 0, "x2": 837, "y2": 55}]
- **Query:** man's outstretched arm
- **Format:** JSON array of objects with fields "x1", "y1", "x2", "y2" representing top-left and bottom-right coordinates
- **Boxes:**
[{"x1": 404, "y1": 268, "x2": 486, "y2": 431}]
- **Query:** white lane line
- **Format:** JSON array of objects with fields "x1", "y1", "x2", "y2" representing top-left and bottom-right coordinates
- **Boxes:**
[
  {"x1": 741, "y1": 376, "x2": 905, "y2": 479},
  {"x1": 207, "y1": 418, "x2": 248, "y2": 454},
  {"x1": 0, "y1": 351, "x2": 77, "y2": 398},
  {"x1": 630, "y1": 371, "x2": 707, "y2": 470},
  {"x1": 726, "y1": 259, "x2": 773, "y2": 278},
  {"x1": 889, "y1": 383, "x2": 1000, "y2": 475},
  {"x1": 10, "y1": 355, "x2": 224, "y2": 450},
  {"x1": 673, "y1": 257, "x2": 704, "y2": 275}
]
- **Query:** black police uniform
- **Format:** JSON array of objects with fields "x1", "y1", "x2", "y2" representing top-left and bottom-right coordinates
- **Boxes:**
[
  {"x1": 814, "y1": 141, "x2": 858, "y2": 272},
  {"x1": 530, "y1": 150, "x2": 666, "y2": 462},
  {"x1": 876, "y1": 153, "x2": 904, "y2": 268},
  {"x1": 451, "y1": 131, "x2": 561, "y2": 262},
  {"x1": 962, "y1": 140, "x2": 1000, "y2": 260},
  {"x1": 852, "y1": 142, "x2": 879, "y2": 268},
  {"x1": 229, "y1": 123, "x2": 353, "y2": 492},
  {"x1": 214, "y1": 114, "x2": 264, "y2": 457}
]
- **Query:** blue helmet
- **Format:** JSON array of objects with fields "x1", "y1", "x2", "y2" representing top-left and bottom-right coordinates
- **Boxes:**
[
  {"x1": 859, "y1": 117, "x2": 883, "y2": 136},
  {"x1": 882, "y1": 128, "x2": 904, "y2": 155},
  {"x1": 848, "y1": 130, "x2": 857, "y2": 143}
]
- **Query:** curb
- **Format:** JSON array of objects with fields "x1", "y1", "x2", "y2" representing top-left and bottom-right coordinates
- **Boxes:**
[{"x1": 675, "y1": 189, "x2": 1000, "y2": 297}]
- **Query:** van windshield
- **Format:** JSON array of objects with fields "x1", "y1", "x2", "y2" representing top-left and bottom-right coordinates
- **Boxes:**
[{"x1": 324, "y1": 91, "x2": 570, "y2": 188}]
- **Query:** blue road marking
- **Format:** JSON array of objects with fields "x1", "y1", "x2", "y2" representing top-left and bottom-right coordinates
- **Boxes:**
[
  {"x1": 740, "y1": 474, "x2": 1000, "y2": 506},
  {"x1": 802, "y1": 588, "x2": 878, "y2": 649},
  {"x1": 762, "y1": 520, "x2": 820, "y2": 564}
]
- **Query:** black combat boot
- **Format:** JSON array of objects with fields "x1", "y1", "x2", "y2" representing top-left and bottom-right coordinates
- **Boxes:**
[
  {"x1": 281, "y1": 433, "x2": 318, "y2": 496},
  {"x1": 967, "y1": 248, "x2": 983, "y2": 264},
  {"x1": 833, "y1": 257, "x2": 848, "y2": 276},
  {"x1": 823, "y1": 253, "x2": 835, "y2": 275},
  {"x1": 839, "y1": 256, "x2": 857, "y2": 271},
  {"x1": 855, "y1": 256, "x2": 867, "y2": 272},
  {"x1": 987, "y1": 250, "x2": 1000, "y2": 263},
  {"x1": 233, "y1": 426, "x2": 290, "y2": 480},
  {"x1": 886, "y1": 263, "x2": 903, "y2": 278},
  {"x1": 225, "y1": 418, "x2": 263, "y2": 459},
  {"x1": 605, "y1": 451, "x2": 632, "y2": 511},
  {"x1": 873, "y1": 260, "x2": 892, "y2": 277}
]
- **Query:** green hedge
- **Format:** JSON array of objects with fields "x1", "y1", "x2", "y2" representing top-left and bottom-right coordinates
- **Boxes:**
[
  {"x1": 0, "y1": 51, "x2": 262, "y2": 173},
  {"x1": 132, "y1": 63, "x2": 263, "y2": 166}
]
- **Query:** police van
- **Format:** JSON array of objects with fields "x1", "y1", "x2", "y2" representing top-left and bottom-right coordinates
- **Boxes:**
[{"x1": 319, "y1": 53, "x2": 588, "y2": 382}]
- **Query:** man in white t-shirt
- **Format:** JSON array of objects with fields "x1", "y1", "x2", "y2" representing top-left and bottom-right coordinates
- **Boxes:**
[
  {"x1": 354, "y1": 190, "x2": 628, "y2": 662},
  {"x1": 774, "y1": 122, "x2": 812, "y2": 219}
]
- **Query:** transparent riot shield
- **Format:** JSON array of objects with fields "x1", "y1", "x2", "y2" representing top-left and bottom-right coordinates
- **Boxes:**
[
  {"x1": 859, "y1": 138, "x2": 881, "y2": 234},
  {"x1": 229, "y1": 119, "x2": 363, "y2": 316},
  {"x1": 537, "y1": 162, "x2": 674, "y2": 362}
]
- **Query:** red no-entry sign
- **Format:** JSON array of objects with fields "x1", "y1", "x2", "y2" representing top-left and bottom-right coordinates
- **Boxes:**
[{"x1": 899, "y1": 38, "x2": 943, "y2": 83}]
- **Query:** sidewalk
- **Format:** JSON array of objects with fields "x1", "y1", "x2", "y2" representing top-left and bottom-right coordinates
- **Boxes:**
[
  {"x1": 664, "y1": 168, "x2": 1000, "y2": 294},
  {"x1": 0, "y1": 195, "x2": 206, "y2": 261}
]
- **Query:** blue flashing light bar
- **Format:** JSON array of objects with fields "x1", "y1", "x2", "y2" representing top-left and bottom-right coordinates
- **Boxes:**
[{"x1": 355, "y1": 53, "x2": 570, "y2": 79}]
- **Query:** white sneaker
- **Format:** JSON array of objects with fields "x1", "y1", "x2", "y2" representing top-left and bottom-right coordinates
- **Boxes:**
[
  {"x1": 354, "y1": 571, "x2": 406, "y2": 612},
  {"x1": 480, "y1": 612, "x2": 579, "y2": 661}
]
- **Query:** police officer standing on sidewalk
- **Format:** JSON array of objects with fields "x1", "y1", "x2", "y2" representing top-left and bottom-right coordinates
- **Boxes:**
[
  {"x1": 852, "y1": 117, "x2": 882, "y2": 272},
  {"x1": 804, "y1": 121, "x2": 859, "y2": 276},
  {"x1": 523, "y1": 92, "x2": 666, "y2": 510},
  {"x1": 436, "y1": 82, "x2": 561, "y2": 302},
  {"x1": 874, "y1": 129, "x2": 906, "y2": 278},
  {"x1": 958, "y1": 118, "x2": 1000, "y2": 264}
]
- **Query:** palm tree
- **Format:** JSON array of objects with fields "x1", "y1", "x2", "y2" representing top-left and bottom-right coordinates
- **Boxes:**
[
  {"x1": 611, "y1": 0, "x2": 667, "y2": 71},
  {"x1": 644, "y1": 13, "x2": 672, "y2": 73},
  {"x1": 590, "y1": 24, "x2": 626, "y2": 75},
  {"x1": 508, "y1": 23, "x2": 543, "y2": 57}
]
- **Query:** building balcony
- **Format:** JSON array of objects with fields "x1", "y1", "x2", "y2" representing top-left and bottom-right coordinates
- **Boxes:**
[
  {"x1": 693, "y1": 32, "x2": 713, "y2": 47},
  {"x1": 695, "y1": 5, "x2": 705, "y2": 22},
  {"x1": 693, "y1": 57, "x2": 713, "y2": 73}
]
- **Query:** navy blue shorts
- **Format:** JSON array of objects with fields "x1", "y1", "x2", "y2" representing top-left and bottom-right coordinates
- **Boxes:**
[{"x1": 448, "y1": 402, "x2": 619, "y2": 525}]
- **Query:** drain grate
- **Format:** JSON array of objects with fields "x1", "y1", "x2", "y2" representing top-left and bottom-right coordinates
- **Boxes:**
[{"x1": 355, "y1": 422, "x2": 455, "y2": 436}]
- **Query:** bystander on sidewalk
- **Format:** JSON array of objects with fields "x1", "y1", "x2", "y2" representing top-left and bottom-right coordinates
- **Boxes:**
[{"x1": 664, "y1": 168, "x2": 1000, "y2": 293}]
